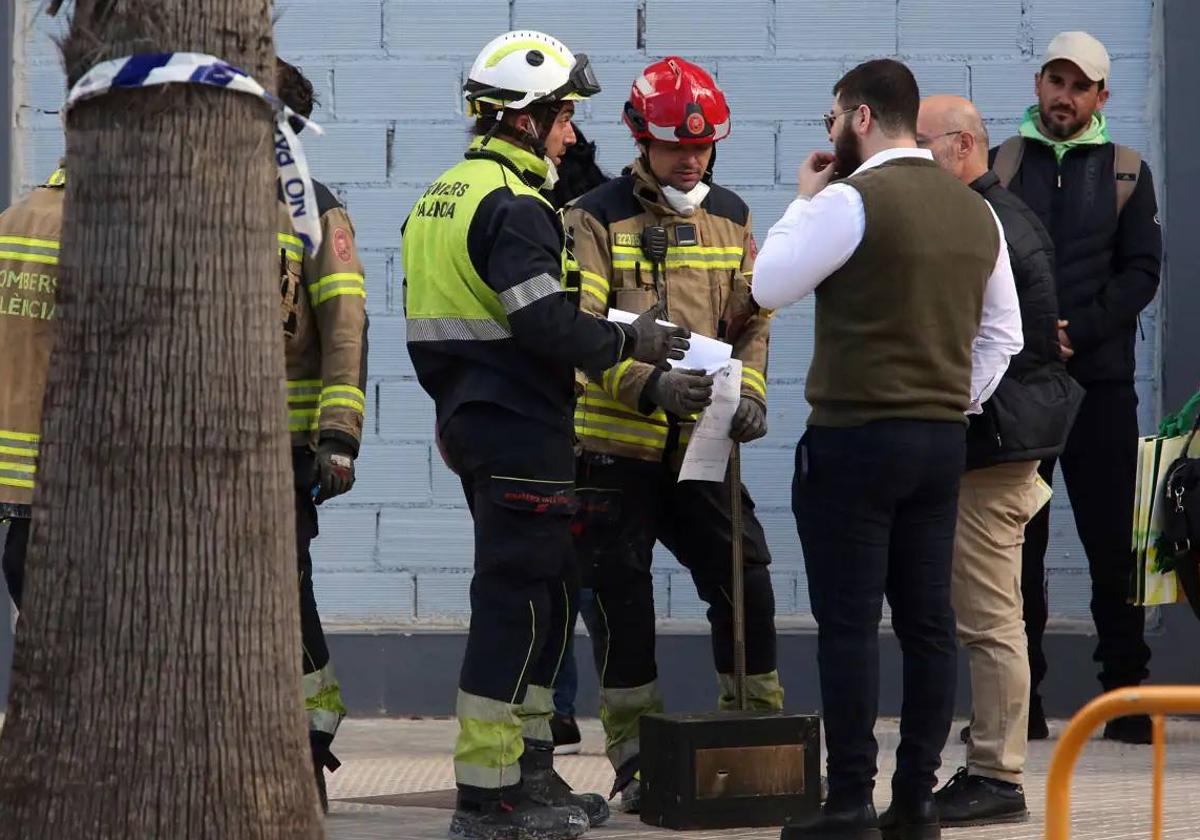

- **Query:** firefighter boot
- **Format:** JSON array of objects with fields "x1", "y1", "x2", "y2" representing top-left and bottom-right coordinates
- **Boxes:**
[
  {"x1": 520, "y1": 739, "x2": 610, "y2": 826},
  {"x1": 310, "y1": 730, "x2": 341, "y2": 813},
  {"x1": 449, "y1": 790, "x2": 589, "y2": 840}
]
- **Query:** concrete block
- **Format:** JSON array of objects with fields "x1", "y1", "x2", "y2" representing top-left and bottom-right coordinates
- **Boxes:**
[
  {"x1": 1104, "y1": 59, "x2": 1151, "y2": 123},
  {"x1": 763, "y1": 382, "x2": 810, "y2": 447},
  {"x1": 335, "y1": 60, "x2": 462, "y2": 121},
  {"x1": 306, "y1": 122, "x2": 389, "y2": 183},
  {"x1": 760, "y1": 315, "x2": 815, "y2": 385},
  {"x1": 384, "y1": 0, "x2": 509, "y2": 56},
  {"x1": 970, "y1": 62, "x2": 1042, "y2": 123},
  {"x1": 379, "y1": 507, "x2": 475, "y2": 568},
  {"x1": 582, "y1": 60, "x2": 652, "y2": 125},
  {"x1": 898, "y1": 0, "x2": 1023, "y2": 56},
  {"x1": 1031, "y1": 1, "x2": 1153, "y2": 57},
  {"x1": 574, "y1": 120, "x2": 639, "y2": 179},
  {"x1": 644, "y1": 0, "x2": 770, "y2": 58},
  {"x1": 284, "y1": 60, "x2": 334, "y2": 122},
  {"x1": 414, "y1": 570, "x2": 473, "y2": 619},
  {"x1": 19, "y1": 129, "x2": 64, "y2": 192},
  {"x1": 366, "y1": 314, "x2": 413, "y2": 379},
  {"x1": 719, "y1": 124, "x2": 776, "y2": 187},
  {"x1": 378, "y1": 380, "x2": 437, "y2": 439},
  {"x1": 717, "y1": 62, "x2": 843, "y2": 123},
  {"x1": 738, "y1": 187, "x2": 806, "y2": 246},
  {"x1": 758, "y1": 510, "x2": 803, "y2": 566},
  {"x1": 777, "y1": 0, "x2": 897, "y2": 58},
  {"x1": 311, "y1": 508, "x2": 379, "y2": 570},
  {"x1": 741, "y1": 445, "x2": 798, "y2": 510},
  {"x1": 341, "y1": 186, "x2": 424, "y2": 248},
  {"x1": 313, "y1": 570, "x2": 415, "y2": 622},
  {"x1": 1108, "y1": 120, "x2": 1152, "y2": 157},
  {"x1": 777, "y1": 122, "x2": 837, "y2": 181},
  {"x1": 275, "y1": 0, "x2": 383, "y2": 53},
  {"x1": 908, "y1": 61, "x2": 970, "y2": 98},
  {"x1": 392, "y1": 122, "x2": 472, "y2": 185},
  {"x1": 770, "y1": 568, "x2": 800, "y2": 614},
  {"x1": 432, "y1": 458, "x2": 466, "y2": 505},
  {"x1": 1045, "y1": 568, "x2": 1092, "y2": 621},
  {"x1": 513, "y1": 0, "x2": 641, "y2": 56},
  {"x1": 666, "y1": 573, "x2": 710, "y2": 620},
  {"x1": 17, "y1": 60, "x2": 66, "y2": 114},
  {"x1": 359, "y1": 249, "x2": 391, "y2": 314},
  {"x1": 350, "y1": 442, "x2": 430, "y2": 504},
  {"x1": 18, "y1": 8, "x2": 66, "y2": 66}
]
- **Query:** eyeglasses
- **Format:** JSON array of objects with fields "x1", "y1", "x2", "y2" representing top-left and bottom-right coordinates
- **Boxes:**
[
  {"x1": 915, "y1": 130, "x2": 963, "y2": 148},
  {"x1": 822, "y1": 107, "x2": 858, "y2": 133}
]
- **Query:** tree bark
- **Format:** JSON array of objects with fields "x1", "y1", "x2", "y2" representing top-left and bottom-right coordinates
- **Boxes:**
[{"x1": 0, "y1": 2, "x2": 321, "y2": 838}]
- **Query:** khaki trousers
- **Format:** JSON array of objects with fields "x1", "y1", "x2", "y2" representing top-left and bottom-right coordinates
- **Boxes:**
[{"x1": 953, "y1": 460, "x2": 1041, "y2": 785}]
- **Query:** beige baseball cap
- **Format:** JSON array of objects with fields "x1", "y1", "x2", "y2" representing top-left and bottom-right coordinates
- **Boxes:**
[{"x1": 1042, "y1": 31, "x2": 1111, "y2": 82}]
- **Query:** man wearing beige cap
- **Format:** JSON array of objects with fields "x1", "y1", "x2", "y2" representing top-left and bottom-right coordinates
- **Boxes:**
[{"x1": 990, "y1": 31, "x2": 1162, "y2": 745}]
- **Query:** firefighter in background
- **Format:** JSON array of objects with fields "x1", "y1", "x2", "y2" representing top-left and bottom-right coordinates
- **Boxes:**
[
  {"x1": 404, "y1": 31, "x2": 689, "y2": 840},
  {"x1": 276, "y1": 58, "x2": 369, "y2": 811},
  {"x1": 565, "y1": 57, "x2": 782, "y2": 812},
  {"x1": 0, "y1": 165, "x2": 65, "y2": 608}
]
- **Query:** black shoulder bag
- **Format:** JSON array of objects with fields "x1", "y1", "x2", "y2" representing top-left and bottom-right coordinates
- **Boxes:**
[{"x1": 1159, "y1": 414, "x2": 1200, "y2": 619}]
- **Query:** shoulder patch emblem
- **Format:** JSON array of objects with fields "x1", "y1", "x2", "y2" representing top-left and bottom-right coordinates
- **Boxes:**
[{"x1": 332, "y1": 227, "x2": 353, "y2": 263}]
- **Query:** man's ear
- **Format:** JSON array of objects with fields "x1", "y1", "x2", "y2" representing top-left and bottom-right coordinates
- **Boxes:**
[
  {"x1": 1096, "y1": 86, "x2": 1110, "y2": 111},
  {"x1": 960, "y1": 130, "x2": 976, "y2": 159}
]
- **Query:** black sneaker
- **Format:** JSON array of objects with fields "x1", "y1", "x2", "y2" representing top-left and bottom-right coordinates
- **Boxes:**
[
  {"x1": 1028, "y1": 696, "x2": 1050, "y2": 740},
  {"x1": 551, "y1": 713, "x2": 582, "y2": 756},
  {"x1": 521, "y1": 740, "x2": 610, "y2": 826},
  {"x1": 934, "y1": 767, "x2": 1028, "y2": 826},
  {"x1": 878, "y1": 795, "x2": 939, "y2": 840},
  {"x1": 1104, "y1": 714, "x2": 1153, "y2": 745},
  {"x1": 448, "y1": 793, "x2": 589, "y2": 840}
]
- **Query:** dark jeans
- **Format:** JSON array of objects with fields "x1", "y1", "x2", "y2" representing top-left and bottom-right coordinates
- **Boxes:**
[
  {"x1": 1022, "y1": 382, "x2": 1150, "y2": 694},
  {"x1": 794, "y1": 420, "x2": 965, "y2": 806},
  {"x1": 2, "y1": 516, "x2": 28, "y2": 608},
  {"x1": 553, "y1": 587, "x2": 601, "y2": 717},
  {"x1": 293, "y1": 448, "x2": 330, "y2": 679}
]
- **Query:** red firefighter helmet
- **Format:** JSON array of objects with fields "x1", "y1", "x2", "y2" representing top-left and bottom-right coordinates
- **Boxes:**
[{"x1": 623, "y1": 57, "x2": 731, "y2": 145}]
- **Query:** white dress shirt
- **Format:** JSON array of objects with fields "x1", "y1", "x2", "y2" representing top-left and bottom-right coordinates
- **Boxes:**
[{"x1": 752, "y1": 147, "x2": 1023, "y2": 413}]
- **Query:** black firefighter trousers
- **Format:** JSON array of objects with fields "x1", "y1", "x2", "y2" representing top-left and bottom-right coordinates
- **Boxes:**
[{"x1": 439, "y1": 404, "x2": 578, "y2": 800}]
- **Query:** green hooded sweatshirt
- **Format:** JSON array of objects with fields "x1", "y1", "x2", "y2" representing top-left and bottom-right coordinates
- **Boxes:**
[{"x1": 1019, "y1": 104, "x2": 1111, "y2": 163}]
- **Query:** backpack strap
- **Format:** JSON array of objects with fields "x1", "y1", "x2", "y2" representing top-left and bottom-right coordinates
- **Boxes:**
[
  {"x1": 992, "y1": 136, "x2": 1025, "y2": 187},
  {"x1": 1114, "y1": 144, "x2": 1141, "y2": 216}
]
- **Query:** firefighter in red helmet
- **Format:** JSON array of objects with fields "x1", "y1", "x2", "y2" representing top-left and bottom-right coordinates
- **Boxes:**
[{"x1": 564, "y1": 57, "x2": 782, "y2": 813}]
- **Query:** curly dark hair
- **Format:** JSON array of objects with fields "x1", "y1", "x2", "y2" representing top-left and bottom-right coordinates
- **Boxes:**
[{"x1": 276, "y1": 57, "x2": 315, "y2": 133}]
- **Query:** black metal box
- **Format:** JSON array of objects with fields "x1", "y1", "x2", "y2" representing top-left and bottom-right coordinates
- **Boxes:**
[{"x1": 639, "y1": 710, "x2": 821, "y2": 830}]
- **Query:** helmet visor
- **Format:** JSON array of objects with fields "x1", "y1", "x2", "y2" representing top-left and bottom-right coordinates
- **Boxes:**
[{"x1": 554, "y1": 54, "x2": 601, "y2": 101}]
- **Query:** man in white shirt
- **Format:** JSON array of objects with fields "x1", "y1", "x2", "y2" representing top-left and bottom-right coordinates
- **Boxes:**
[{"x1": 755, "y1": 59, "x2": 1022, "y2": 840}]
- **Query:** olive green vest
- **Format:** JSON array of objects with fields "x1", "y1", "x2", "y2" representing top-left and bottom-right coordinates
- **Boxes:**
[{"x1": 806, "y1": 157, "x2": 999, "y2": 427}]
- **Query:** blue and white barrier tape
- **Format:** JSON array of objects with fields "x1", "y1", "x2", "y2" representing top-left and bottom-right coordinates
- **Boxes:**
[{"x1": 65, "y1": 52, "x2": 325, "y2": 255}]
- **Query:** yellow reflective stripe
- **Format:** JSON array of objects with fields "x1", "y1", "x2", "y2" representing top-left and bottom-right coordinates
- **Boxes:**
[
  {"x1": 575, "y1": 415, "x2": 669, "y2": 444},
  {"x1": 611, "y1": 244, "x2": 743, "y2": 256},
  {"x1": 0, "y1": 250, "x2": 58, "y2": 266},
  {"x1": 288, "y1": 379, "x2": 322, "y2": 388},
  {"x1": 602, "y1": 358, "x2": 636, "y2": 400},
  {"x1": 322, "y1": 385, "x2": 365, "y2": 401},
  {"x1": 320, "y1": 386, "x2": 365, "y2": 413},
  {"x1": 0, "y1": 236, "x2": 59, "y2": 250},
  {"x1": 46, "y1": 168, "x2": 66, "y2": 187},
  {"x1": 288, "y1": 408, "x2": 319, "y2": 432},
  {"x1": 287, "y1": 394, "x2": 320, "y2": 404},
  {"x1": 320, "y1": 398, "x2": 364, "y2": 412},
  {"x1": 580, "y1": 269, "x2": 609, "y2": 297},
  {"x1": 485, "y1": 40, "x2": 569, "y2": 68},
  {"x1": 0, "y1": 430, "x2": 40, "y2": 442},
  {"x1": 742, "y1": 366, "x2": 767, "y2": 398},
  {"x1": 0, "y1": 477, "x2": 34, "y2": 489},
  {"x1": 311, "y1": 272, "x2": 365, "y2": 294},
  {"x1": 0, "y1": 462, "x2": 36, "y2": 474},
  {"x1": 612, "y1": 258, "x2": 740, "y2": 270},
  {"x1": 0, "y1": 445, "x2": 37, "y2": 458},
  {"x1": 313, "y1": 286, "x2": 367, "y2": 306}
]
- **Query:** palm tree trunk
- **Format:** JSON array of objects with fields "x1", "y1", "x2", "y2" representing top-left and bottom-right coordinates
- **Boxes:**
[{"x1": 0, "y1": 1, "x2": 322, "y2": 837}]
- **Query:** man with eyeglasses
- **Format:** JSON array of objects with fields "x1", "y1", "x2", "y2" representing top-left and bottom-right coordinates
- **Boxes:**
[
  {"x1": 754, "y1": 59, "x2": 1022, "y2": 840},
  {"x1": 916, "y1": 94, "x2": 1083, "y2": 827},
  {"x1": 989, "y1": 31, "x2": 1162, "y2": 746}
]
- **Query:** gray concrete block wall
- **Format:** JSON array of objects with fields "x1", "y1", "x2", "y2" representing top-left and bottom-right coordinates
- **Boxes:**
[{"x1": 12, "y1": 0, "x2": 1161, "y2": 625}]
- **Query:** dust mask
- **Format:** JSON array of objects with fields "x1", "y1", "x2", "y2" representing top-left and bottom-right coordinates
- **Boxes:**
[{"x1": 661, "y1": 182, "x2": 710, "y2": 216}]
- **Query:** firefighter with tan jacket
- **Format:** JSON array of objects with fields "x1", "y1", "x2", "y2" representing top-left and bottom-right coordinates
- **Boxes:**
[
  {"x1": 565, "y1": 58, "x2": 782, "y2": 812},
  {"x1": 276, "y1": 58, "x2": 369, "y2": 810},
  {"x1": 0, "y1": 165, "x2": 65, "y2": 608}
]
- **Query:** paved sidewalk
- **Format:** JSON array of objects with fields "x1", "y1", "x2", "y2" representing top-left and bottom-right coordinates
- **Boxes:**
[{"x1": 326, "y1": 717, "x2": 1200, "y2": 840}]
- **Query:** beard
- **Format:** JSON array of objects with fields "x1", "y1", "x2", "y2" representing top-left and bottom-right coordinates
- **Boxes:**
[
  {"x1": 833, "y1": 121, "x2": 863, "y2": 178},
  {"x1": 1039, "y1": 105, "x2": 1088, "y2": 140}
]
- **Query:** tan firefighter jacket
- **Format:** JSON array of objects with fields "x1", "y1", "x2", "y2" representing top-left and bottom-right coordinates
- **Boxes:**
[
  {"x1": 565, "y1": 157, "x2": 769, "y2": 463},
  {"x1": 277, "y1": 180, "x2": 369, "y2": 455},
  {"x1": 0, "y1": 167, "x2": 65, "y2": 511}
]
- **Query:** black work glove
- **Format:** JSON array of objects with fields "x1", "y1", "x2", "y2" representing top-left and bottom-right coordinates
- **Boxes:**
[
  {"x1": 626, "y1": 302, "x2": 690, "y2": 368},
  {"x1": 313, "y1": 439, "x2": 356, "y2": 504},
  {"x1": 730, "y1": 397, "x2": 767, "y2": 443},
  {"x1": 649, "y1": 368, "x2": 714, "y2": 416}
]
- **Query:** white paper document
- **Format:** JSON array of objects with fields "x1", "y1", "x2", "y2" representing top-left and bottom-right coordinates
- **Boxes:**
[
  {"x1": 607, "y1": 308, "x2": 733, "y2": 374},
  {"x1": 678, "y1": 359, "x2": 742, "y2": 483}
]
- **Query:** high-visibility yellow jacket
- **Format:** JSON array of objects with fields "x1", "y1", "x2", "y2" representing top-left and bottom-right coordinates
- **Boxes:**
[
  {"x1": 0, "y1": 167, "x2": 65, "y2": 511},
  {"x1": 565, "y1": 158, "x2": 770, "y2": 462},
  {"x1": 277, "y1": 181, "x2": 369, "y2": 455}
]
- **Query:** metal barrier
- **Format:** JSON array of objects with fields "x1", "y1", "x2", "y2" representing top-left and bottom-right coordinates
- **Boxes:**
[{"x1": 1045, "y1": 685, "x2": 1200, "y2": 840}]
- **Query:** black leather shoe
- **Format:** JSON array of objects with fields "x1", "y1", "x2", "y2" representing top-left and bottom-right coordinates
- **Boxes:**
[
  {"x1": 781, "y1": 802, "x2": 881, "y2": 839},
  {"x1": 879, "y1": 796, "x2": 940, "y2": 840},
  {"x1": 934, "y1": 767, "x2": 1028, "y2": 826},
  {"x1": 1104, "y1": 714, "x2": 1153, "y2": 745}
]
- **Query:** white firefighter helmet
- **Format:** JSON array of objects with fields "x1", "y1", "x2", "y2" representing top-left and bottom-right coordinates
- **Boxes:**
[{"x1": 464, "y1": 30, "x2": 601, "y2": 116}]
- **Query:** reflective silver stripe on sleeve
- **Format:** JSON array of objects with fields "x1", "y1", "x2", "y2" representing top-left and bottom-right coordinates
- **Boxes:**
[
  {"x1": 498, "y1": 273, "x2": 562, "y2": 315},
  {"x1": 406, "y1": 317, "x2": 512, "y2": 342}
]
